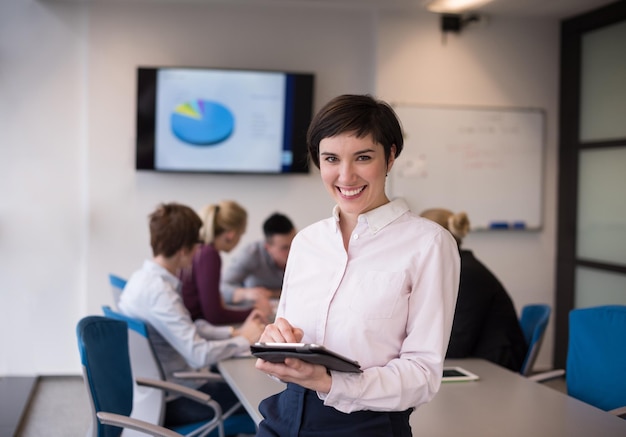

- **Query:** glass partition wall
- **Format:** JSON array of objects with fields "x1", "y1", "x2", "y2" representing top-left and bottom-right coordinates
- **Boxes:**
[{"x1": 556, "y1": 2, "x2": 626, "y2": 367}]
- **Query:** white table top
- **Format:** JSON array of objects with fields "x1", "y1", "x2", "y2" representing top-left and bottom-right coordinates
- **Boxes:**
[
  {"x1": 218, "y1": 357, "x2": 626, "y2": 436},
  {"x1": 218, "y1": 356, "x2": 285, "y2": 424}
]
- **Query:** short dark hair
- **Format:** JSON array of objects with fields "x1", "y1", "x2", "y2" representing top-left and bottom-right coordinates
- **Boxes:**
[
  {"x1": 149, "y1": 203, "x2": 202, "y2": 257},
  {"x1": 306, "y1": 94, "x2": 404, "y2": 169},
  {"x1": 263, "y1": 213, "x2": 295, "y2": 240}
]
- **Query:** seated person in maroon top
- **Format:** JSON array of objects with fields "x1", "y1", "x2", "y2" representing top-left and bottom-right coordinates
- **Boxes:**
[
  {"x1": 181, "y1": 200, "x2": 271, "y2": 325},
  {"x1": 420, "y1": 208, "x2": 529, "y2": 372}
]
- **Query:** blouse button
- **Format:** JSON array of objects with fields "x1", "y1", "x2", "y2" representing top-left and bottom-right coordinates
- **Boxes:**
[{"x1": 353, "y1": 234, "x2": 359, "y2": 240}]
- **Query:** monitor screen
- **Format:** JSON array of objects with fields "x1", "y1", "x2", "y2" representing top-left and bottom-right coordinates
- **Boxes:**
[{"x1": 136, "y1": 67, "x2": 314, "y2": 174}]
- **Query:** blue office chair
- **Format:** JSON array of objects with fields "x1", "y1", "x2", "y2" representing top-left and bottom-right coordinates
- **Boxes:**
[
  {"x1": 102, "y1": 305, "x2": 165, "y2": 429},
  {"x1": 519, "y1": 304, "x2": 551, "y2": 376},
  {"x1": 108, "y1": 274, "x2": 127, "y2": 310},
  {"x1": 77, "y1": 315, "x2": 223, "y2": 437},
  {"x1": 566, "y1": 305, "x2": 626, "y2": 416},
  {"x1": 529, "y1": 305, "x2": 626, "y2": 418},
  {"x1": 101, "y1": 306, "x2": 255, "y2": 436}
]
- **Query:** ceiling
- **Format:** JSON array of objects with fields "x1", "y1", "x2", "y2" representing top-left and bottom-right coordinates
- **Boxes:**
[
  {"x1": 56, "y1": 0, "x2": 619, "y2": 20},
  {"x1": 299, "y1": 0, "x2": 619, "y2": 19},
  {"x1": 421, "y1": 0, "x2": 617, "y2": 19}
]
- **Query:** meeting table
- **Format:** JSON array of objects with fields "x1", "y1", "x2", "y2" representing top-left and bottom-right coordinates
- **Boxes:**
[{"x1": 217, "y1": 357, "x2": 626, "y2": 436}]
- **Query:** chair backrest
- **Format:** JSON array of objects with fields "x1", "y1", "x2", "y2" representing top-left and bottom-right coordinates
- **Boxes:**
[
  {"x1": 519, "y1": 304, "x2": 551, "y2": 376},
  {"x1": 101, "y1": 305, "x2": 166, "y2": 428},
  {"x1": 566, "y1": 305, "x2": 626, "y2": 412},
  {"x1": 77, "y1": 316, "x2": 133, "y2": 437},
  {"x1": 108, "y1": 274, "x2": 127, "y2": 310},
  {"x1": 102, "y1": 307, "x2": 255, "y2": 437}
]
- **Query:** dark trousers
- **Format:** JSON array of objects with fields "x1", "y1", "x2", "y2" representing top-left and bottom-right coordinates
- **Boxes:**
[
  {"x1": 257, "y1": 383, "x2": 413, "y2": 437},
  {"x1": 164, "y1": 380, "x2": 246, "y2": 426}
]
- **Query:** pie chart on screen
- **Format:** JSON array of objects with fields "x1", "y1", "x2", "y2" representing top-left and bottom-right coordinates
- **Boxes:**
[{"x1": 170, "y1": 99, "x2": 235, "y2": 146}]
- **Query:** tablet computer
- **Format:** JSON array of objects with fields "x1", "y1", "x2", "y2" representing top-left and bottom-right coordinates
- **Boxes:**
[
  {"x1": 442, "y1": 366, "x2": 480, "y2": 382},
  {"x1": 250, "y1": 342, "x2": 362, "y2": 373}
]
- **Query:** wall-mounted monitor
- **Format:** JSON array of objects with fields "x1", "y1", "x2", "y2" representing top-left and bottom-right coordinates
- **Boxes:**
[{"x1": 136, "y1": 67, "x2": 315, "y2": 174}]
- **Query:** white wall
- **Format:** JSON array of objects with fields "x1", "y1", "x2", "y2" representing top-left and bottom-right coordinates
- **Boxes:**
[
  {"x1": 0, "y1": 0, "x2": 88, "y2": 375},
  {"x1": 377, "y1": 11, "x2": 560, "y2": 369},
  {"x1": 84, "y1": 1, "x2": 377, "y2": 316},
  {"x1": 0, "y1": 0, "x2": 559, "y2": 374}
]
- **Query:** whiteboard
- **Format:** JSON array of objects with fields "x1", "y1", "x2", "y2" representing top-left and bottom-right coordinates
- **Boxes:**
[{"x1": 390, "y1": 105, "x2": 544, "y2": 230}]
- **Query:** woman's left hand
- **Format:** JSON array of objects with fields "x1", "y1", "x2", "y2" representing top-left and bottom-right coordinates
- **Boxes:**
[{"x1": 255, "y1": 356, "x2": 332, "y2": 394}]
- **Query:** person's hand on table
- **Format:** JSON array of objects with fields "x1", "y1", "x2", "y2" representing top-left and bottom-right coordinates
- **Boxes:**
[
  {"x1": 234, "y1": 286, "x2": 272, "y2": 303},
  {"x1": 233, "y1": 309, "x2": 266, "y2": 344}
]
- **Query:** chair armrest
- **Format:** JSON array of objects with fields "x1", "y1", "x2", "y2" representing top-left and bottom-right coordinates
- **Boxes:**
[
  {"x1": 527, "y1": 369, "x2": 566, "y2": 382},
  {"x1": 97, "y1": 412, "x2": 182, "y2": 437},
  {"x1": 135, "y1": 376, "x2": 243, "y2": 423},
  {"x1": 608, "y1": 405, "x2": 626, "y2": 418},
  {"x1": 135, "y1": 377, "x2": 213, "y2": 405},
  {"x1": 173, "y1": 370, "x2": 224, "y2": 381},
  {"x1": 135, "y1": 377, "x2": 226, "y2": 435}
]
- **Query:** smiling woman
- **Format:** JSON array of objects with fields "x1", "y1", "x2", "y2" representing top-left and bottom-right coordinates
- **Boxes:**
[
  {"x1": 319, "y1": 133, "x2": 394, "y2": 246},
  {"x1": 253, "y1": 94, "x2": 462, "y2": 437},
  {"x1": 309, "y1": 94, "x2": 404, "y2": 247}
]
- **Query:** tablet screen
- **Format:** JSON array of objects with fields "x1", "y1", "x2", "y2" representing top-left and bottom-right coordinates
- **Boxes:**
[{"x1": 250, "y1": 342, "x2": 362, "y2": 373}]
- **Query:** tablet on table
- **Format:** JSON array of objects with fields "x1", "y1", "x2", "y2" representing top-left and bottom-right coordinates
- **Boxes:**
[{"x1": 442, "y1": 366, "x2": 480, "y2": 382}]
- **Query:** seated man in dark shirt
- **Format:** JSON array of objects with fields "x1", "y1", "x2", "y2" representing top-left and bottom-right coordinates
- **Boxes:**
[{"x1": 220, "y1": 212, "x2": 296, "y2": 308}]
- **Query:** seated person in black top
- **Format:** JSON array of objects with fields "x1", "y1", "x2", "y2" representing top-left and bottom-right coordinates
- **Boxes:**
[{"x1": 420, "y1": 208, "x2": 528, "y2": 372}]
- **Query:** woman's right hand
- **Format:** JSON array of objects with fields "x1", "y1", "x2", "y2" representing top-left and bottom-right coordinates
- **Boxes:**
[
  {"x1": 259, "y1": 317, "x2": 304, "y2": 343},
  {"x1": 254, "y1": 319, "x2": 331, "y2": 393}
]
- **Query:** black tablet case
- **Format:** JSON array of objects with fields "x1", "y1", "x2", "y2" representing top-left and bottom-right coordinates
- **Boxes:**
[{"x1": 250, "y1": 343, "x2": 362, "y2": 373}]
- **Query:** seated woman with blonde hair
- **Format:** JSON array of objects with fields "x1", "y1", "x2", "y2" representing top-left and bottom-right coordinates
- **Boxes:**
[
  {"x1": 181, "y1": 200, "x2": 271, "y2": 325},
  {"x1": 420, "y1": 208, "x2": 528, "y2": 372}
]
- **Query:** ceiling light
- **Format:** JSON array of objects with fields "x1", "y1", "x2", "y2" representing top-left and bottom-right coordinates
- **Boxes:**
[{"x1": 426, "y1": 0, "x2": 494, "y2": 14}]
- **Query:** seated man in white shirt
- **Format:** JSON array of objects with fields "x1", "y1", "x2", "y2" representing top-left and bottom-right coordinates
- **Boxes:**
[
  {"x1": 221, "y1": 212, "x2": 296, "y2": 308},
  {"x1": 119, "y1": 202, "x2": 265, "y2": 427}
]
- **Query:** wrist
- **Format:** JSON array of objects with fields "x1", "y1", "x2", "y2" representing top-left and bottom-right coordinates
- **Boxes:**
[{"x1": 318, "y1": 370, "x2": 332, "y2": 394}]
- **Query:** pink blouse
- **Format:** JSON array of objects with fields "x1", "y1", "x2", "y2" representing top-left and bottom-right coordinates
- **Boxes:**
[{"x1": 277, "y1": 198, "x2": 460, "y2": 413}]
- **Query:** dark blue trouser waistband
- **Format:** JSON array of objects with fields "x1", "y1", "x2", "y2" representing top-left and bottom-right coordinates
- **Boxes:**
[{"x1": 257, "y1": 383, "x2": 413, "y2": 437}]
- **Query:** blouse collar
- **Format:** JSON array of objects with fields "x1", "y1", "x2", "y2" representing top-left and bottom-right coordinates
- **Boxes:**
[{"x1": 332, "y1": 198, "x2": 410, "y2": 235}]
